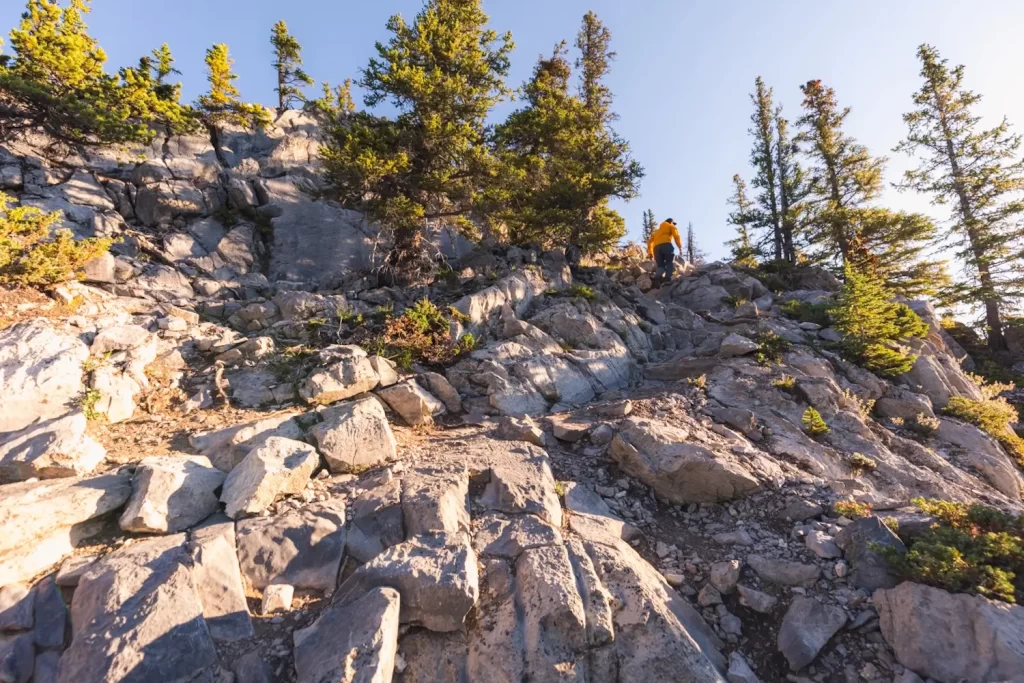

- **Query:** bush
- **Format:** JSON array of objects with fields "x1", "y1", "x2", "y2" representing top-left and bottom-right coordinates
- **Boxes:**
[
  {"x1": 567, "y1": 284, "x2": 596, "y2": 302},
  {"x1": 849, "y1": 452, "x2": 878, "y2": 474},
  {"x1": 0, "y1": 193, "x2": 112, "y2": 288},
  {"x1": 834, "y1": 500, "x2": 872, "y2": 519},
  {"x1": 882, "y1": 498, "x2": 1024, "y2": 604},
  {"x1": 781, "y1": 299, "x2": 833, "y2": 327},
  {"x1": 373, "y1": 297, "x2": 475, "y2": 369},
  {"x1": 802, "y1": 407, "x2": 830, "y2": 437},
  {"x1": 755, "y1": 331, "x2": 791, "y2": 366},
  {"x1": 687, "y1": 374, "x2": 707, "y2": 390},
  {"x1": 772, "y1": 374, "x2": 796, "y2": 392},
  {"x1": 944, "y1": 396, "x2": 1024, "y2": 466},
  {"x1": 908, "y1": 413, "x2": 940, "y2": 436},
  {"x1": 830, "y1": 264, "x2": 927, "y2": 377}
]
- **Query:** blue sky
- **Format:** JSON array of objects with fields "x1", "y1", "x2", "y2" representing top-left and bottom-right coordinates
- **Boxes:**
[{"x1": 3, "y1": 1, "x2": 1024, "y2": 259}]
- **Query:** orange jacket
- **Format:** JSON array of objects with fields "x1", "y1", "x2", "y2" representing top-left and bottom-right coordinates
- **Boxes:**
[{"x1": 647, "y1": 221, "x2": 682, "y2": 258}]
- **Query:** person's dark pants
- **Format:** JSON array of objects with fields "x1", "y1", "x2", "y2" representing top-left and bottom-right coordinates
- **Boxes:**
[{"x1": 654, "y1": 243, "x2": 676, "y2": 283}]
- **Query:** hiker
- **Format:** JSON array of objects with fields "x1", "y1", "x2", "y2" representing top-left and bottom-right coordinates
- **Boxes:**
[{"x1": 647, "y1": 217, "x2": 682, "y2": 286}]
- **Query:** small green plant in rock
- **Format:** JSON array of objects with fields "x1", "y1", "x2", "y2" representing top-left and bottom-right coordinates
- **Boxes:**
[
  {"x1": 553, "y1": 481, "x2": 567, "y2": 497},
  {"x1": 724, "y1": 294, "x2": 749, "y2": 308},
  {"x1": 772, "y1": 374, "x2": 796, "y2": 392},
  {"x1": 568, "y1": 284, "x2": 596, "y2": 302},
  {"x1": 781, "y1": 299, "x2": 833, "y2": 327},
  {"x1": 687, "y1": 374, "x2": 707, "y2": 390},
  {"x1": 338, "y1": 308, "x2": 364, "y2": 326},
  {"x1": 849, "y1": 452, "x2": 878, "y2": 475},
  {"x1": 908, "y1": 413, "x2": 940, "y2": 436},
  {"x1": 78, "y1": 389, "x2": 103, "y2": 421},
  {"x1": 880, "y1": 498, "x2": 1024, "y2": 604},
  {"x1": 802, "y1": 407, "x2": 830, "y2": 437},
  {"x1": 944, "y1": 395, "x2": 1024, "y2": 466},
  {"x1": 890, "y1": 416, "x2": 906, "y2": 427},
  {"x1": 842, "y1": 388, "x2": 875, "y2": 418},
  {"x1": 834, "y1": 500, "x2": 873, "y2": 520},
  {"x1": 755, "y1": 330, "x2": 791, "y2": 366}
]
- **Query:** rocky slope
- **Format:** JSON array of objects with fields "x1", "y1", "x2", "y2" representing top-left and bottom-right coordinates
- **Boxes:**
[{"x1": 1, "y1": 121, "x2": 1023, "y2": 683}]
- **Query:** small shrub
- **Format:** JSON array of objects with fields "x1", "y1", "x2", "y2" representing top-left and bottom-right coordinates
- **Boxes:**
[
  {"x1": 834, "y1": 500, "x2": 873, "y2": 520},
  {"x1": 781, "y1": 299, "x2": 833, "y2": 327},
  {"x1": 842, "y1": 388, "x2": 875, "y2": 418},
  {"x1": 78, "y1": 389, "x2": 103, "y2": 421},
  {"x1": 568, "y1": 284, "x2": 596, "y2": 302},
  {"x1": 372, "y1": 297, "x2": 473, "y2": 368},
  {"x1": 0, "y1": 193, "x2": 113, "y2": 288},
  {"x1": 849, "y1": 452, "x2": 878, "y2": 475},
  {"x1": 553, "y1": 481, "x2": 567, "y2": 497},
  {"x1": 967, "y1": 373, "x2": 1016, "y2": 400},
  {"x1": 802, "y1": 407, "x2": 830, "y2": 437},
  {"x1": 883, "y1": 517, "x2": 901, "y2": 534},
  {"x1": 944, "y1": 396, "x2": 1024, "y2": 466},
  {"x1": 338, "y1": 308, "x2": 364, "y2": 326},
  {"x1": 755, "y1": 330, "x2": 791, "y2": 366},
  {"x1": 772, "y1": 374, "x2": 796, "y2": 392},
  {"x1": 908, "y1": 413, "x2": 940, "y2": 436},
  {"x1": 880, "y1": 498, "x2": 1024, "y2": 604},
  {"x1": 889, "y1": 416, "x2": 906, "y2": 427},
  {"x1": 687, "y1": 374, "x2": 707, "y2": 390},
  {"x1": 724, "y1": 294, "x2": 749, "y2": 308}
]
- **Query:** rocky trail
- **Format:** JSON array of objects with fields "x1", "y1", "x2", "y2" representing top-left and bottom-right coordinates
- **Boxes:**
[{"x1": 1, "y1": 116, "x2": 1023, "y2": 683}]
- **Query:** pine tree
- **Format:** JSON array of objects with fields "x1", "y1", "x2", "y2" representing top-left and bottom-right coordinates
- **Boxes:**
[
  {"x1": 748, "y1": 77, "x2": 783, "y2": 260},
  {"x1": 685, "y1": 222, "x2": 706, "y2": 265},
  {"x1": 321, "y1": 0, "x2": 514, "y2": 277},
  {"x1": 775, "y1": 110, "x2": 807, "y2": 263},
  {"x1": 271, "y1": 20, "x2": 313, "y2": 115},
  {"x1": 896, "y1": 44, "x2": 1024, "y2": 351},
  {"x1": 118, "y1": 43, "x2": 197, "y2": 136},
  {"x1": 797, "y1": 79, "x2": 944, "y2": 296},
  {"x1": 197, "y1": 43, "x2": 271, "y2": 130},
  {"x1": 830, "y1": 263, "x2": 929, "y2": 377},
  {"x1": 641, "y1": 209, "x2": 657, "y2": 244},
  {"x1": 726, "y1": 174, "x2": 759, "y2": 267},
  {"x1": 489, "y1": 14, "x2": 642, "y2": 253},
  {"x1": 0, "y1": 0, "x2": 179, "y2": 146}
]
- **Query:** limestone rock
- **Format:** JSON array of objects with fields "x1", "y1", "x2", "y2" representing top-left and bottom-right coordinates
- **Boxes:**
[
  {"x1": 377, "y1": 380, "x2": 446, "y2": 426},
  {"x1": 119, "y1": 455, "x2": 226, "y2": 534},
  {"x1": 236, "y1": 499, "x2": 346, "y2": 592},
  {"x1": 190, "y1": 413, "x2": 304, "y2": 472},
  {"x1": 0, "y1": 584, "x2": 33, "y2": 631},
  {"x1": 347, "y1": 474, "x2": 404, "y2": 563},
  {"x1": 747, "y1": 555, "x2": 820, "y2": 588},
  {"x1": 474, "y1": 440, "x2": 563, "y2": 527},
  {"x1": 737, "y1": 585, "x2": 778, "y2": 614},
  {"x1": 719, "y1": 333, "x2": 758, "y2": 358},
  {"x1": 300, "y1": 348, "x2": 379, "y2": 405},
  {"x1": 221, "y1": 437, "x2": 318, "y2": 518},
  {"x1": 333, "y1": 534, "x2": 479, "y2": 633},
  {"x1": 420, "y1": 371, "x2": 462, "y2": 413},
  {"x1": 610, "y1": 418, "x2": 763, "y2": 504},
  {"x1": 261, "y1": 584, "x2": 294, "y2": 614},
  {"x1": 400, "y1": 465, "x2": 470, "y2": 539},
  {"x1": 232, "y1": 652, "x2": 273, "y2": 683},
  {"x1": 294, "y1": 587, "x2": 400, "y2": 683},
  {"x1": 494, "y1": 415, "x2": 546, "y2": 447},
  {"x1": 727, "y1": 652, "x2": 761, "y2": 683},
  {"x1": 57, "y1": 535, "x2": 218, "y2": 683},
  {"x1": 310, "y1": 397, "x2": 397, "y2": 474},
  {"x1": 0, "y1": 320, "x2": 88, "y2": 434},
  {"x1": 0, "y1": 632, "x2": 33, "y2": 683},
  {"x1": 835, "y1": 516, "x2": 906, "y2": 592},
  {"x1": 0, "y1": 412, "x2": 105, "y2": 481},
  {"x1": 32, "y1": 576, "x2": 66, "y2": 649},
  {"x1": 473, "y1": 513, "x2": 563, "y2": 559},
  {"x1": 805, "y1": 530, "x2": 842, "y2": 559},
  {"x1": 710, "y1": 560, "x2": 741, "y2": 595},
  {"x1": 777, "y1": 596, "x2": 848, "y2": 670},
  {"x1": 875, "y1": 581, "x2": 1024, "y2": 683},
  {"x1": 0, "y1": 472, "x2": 132, "y2": 586},
  {"x1": 189, "y1": 515, "x2": 253, "y2": 641}
]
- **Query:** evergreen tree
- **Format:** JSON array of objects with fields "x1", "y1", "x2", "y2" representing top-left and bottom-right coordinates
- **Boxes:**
[
  {"x1": 641, "y1": 209, "x2": 657, "y2": 244},
  {"x1": 321, "y1": 0, "x2": 513, "y2": 277},
  {"x1": 726, "y1": 174, "x2": 759, "y2": 267},
  {"x1": 118, "y1": 43, "x2": 197, "y2": 136},
  {"x1": 830, "y1": 263, "x2": 929, "y2": 377},
  {"x1": 271, "y1": 20, "x2": 313, "y2": 115},
  {"x1": 797, "y1": 79, "x2": 944, "y2": 296},
  {"x1": 896, "y1": 44, "x2": 1024, "y2": 351},
  {"x1": 0, "y1": 0, "x2": 179, "y2": 146},
  {"x1": 685, "y1": 222, "x2": 706, "y2": 265},
  {"x1": 197, "y1": 44, "x2": 271, "y2": 130},
  {"x1": 489, "y1": 14, "x2": 642, "y2": 253},
  {"x1": 748, "y1": 77, "x2": 783, "y2": 260},
  {"x1": 775, "y1": 110, "x2": 807, "y2": 263}
]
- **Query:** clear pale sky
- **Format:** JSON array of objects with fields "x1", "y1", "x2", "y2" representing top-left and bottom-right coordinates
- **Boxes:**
[{"x1": 3, "y1": 1, "x2": 1024, "y2": 259}]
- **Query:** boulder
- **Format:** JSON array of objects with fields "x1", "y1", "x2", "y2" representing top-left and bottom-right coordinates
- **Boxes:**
[
  {"x1": 232, "y1": 652, "x2": 273, "y2": 683},
  {"x1": 710, "y1": 560, "x2": 741, "y2": 594},
  {"x1": 805, "y1": 530, "x2": 842, "y2": 559},
  {"x1": 0, "y1": 584, "x2": 33, "y2": 631},
  {"x1": 32, "y1": 576, "x2": 66, "y2": 649},
  {"x1": 57, "y1": 535, "x2": 218, "y2": 683},
  {"x1": 610, "y1": 418, "x2": 763, "y2": 504},
  {"x1": 333, "y1": 533, "x2": 479, "y2": 633},
  {"x1": 0, "y1": 633, "x2": 33, "y2": 683},
  {"x1": 236, "y1": 499, "x2": 346, "y2": 592},
  {"x1": 190, "y1": 413, "x2": 304, "y2": 472},
  {"x1": 0, "y1": 320, "x2": 88, "y2": 434},
  {"x1": 777, "y1": 596, "x2": 847, "y2": 670},
  {"x1": 400, "y1": 465, "x2": 470, "y2": 539},
  {"x1": 420, "y1": 371, "x2": 462, "y2": 413},
  {"x1": 835, "y1": 516, "x2": 906, "y2": 592},
  {"x1": 495, "y1": 415, "x2": 546, "y2": 447},
  {"x1": 119, "y1": 455, "x2": 226, "y2": 534},
  {"x1": 293, "y1": 587, "x2": 400, "y2": 683},
  {"x1": 0, "y1": 412, "x2": 105, "y2": 481},
  {"x1": 309, "y1": 397, "x2": 397, "y2": 473},
  {"x1": 0, "y1": 472, "x2": 132, "y2": 586},
  {"x1": 472, "y1": 513, "x2": 563, "y2": 560},
  {"x1": 377, "y1": 380, "x2": 446, "y2": 426},
  {"x1": 299, "y1": 347, "x2": 380, "y2": 405},
  {"x1": 347, "y1": 473, "x2": 404, "y2": 563},
  {"x1": 221, "y1": 437, "x2": 318, "y2": 518},
  {"x1": 727, "y1": 653, "x2": 761, "y2": 683},
  {"x1": 719, "y1": 333, "x2": 758, "y2": 358},
  {"x1": 474, "y1": 440, "x2": 563, "y2": 527},
  {"x1": 737, "y1": 585, "x2": 778, "y2": 614},
  {"x1": 747, "y1": 555, "x2": 820, "y2": 588},
  {"x1": 188, "y1": 515, "x2": 253, "y2": 641},
  {"x1": 875, "y1": 582, "x2": 1024, "y2": 683}
]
